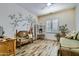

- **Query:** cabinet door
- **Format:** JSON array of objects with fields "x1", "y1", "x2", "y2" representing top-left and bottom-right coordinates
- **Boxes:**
[
  {"x1": 0, "y1": 40, "x2": 16, "y2": 56},
  {"x1": 0, "y1": 42, "x2": 9, "y2": 55},
  {"x1": 6, "y1": 40, "x2": 16, "y2": 55},
  {"x1": 7, "y1": 41, "x2": 14, "y2": 53}
]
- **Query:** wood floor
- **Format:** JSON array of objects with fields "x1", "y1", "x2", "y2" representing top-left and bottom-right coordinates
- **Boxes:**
[{"x1": 16, "y1": 39, "x2": 60, "y2": 56}]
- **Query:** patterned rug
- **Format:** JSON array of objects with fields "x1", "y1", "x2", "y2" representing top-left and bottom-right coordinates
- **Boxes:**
[{"x1": 16, "y1": 39, "x2": 60, "y2": 56}]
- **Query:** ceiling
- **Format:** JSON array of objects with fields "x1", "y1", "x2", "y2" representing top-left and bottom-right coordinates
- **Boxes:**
[{"x1": 16, "y1": 3, "x2": 77, "y2": 16}]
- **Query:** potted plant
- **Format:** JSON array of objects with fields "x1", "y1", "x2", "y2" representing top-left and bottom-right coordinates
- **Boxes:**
[
  {"x1": 59, "y1": 24, "x2": 69, "y2": 37},
  {"x1": 55, "y1": 33, "x2": 61, "y2": 42}
]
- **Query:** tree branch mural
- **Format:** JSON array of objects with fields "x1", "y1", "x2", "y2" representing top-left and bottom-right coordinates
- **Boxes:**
[{"x1": 8, "y1": 13, "x2": 35, "y2": 31}]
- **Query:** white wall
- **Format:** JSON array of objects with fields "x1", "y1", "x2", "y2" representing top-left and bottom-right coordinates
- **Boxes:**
[
  {"x1": 75, "y1": 4, "x2": 79, "y2": 32},
  {"x1": 0, "y1": 3, "x2": 37, "y2": 38}
]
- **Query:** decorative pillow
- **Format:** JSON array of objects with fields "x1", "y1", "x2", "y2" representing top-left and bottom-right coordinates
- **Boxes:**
[
  {"x1": 66, "y1": 33, "x2": 75, "y2": 39},
  {"x1": 76, "y1": 32, "x2": 79, "y2": 41},
  {"x1": 28, "y1": 34, "x2": 32, "y2": 39},
  {"x1": 73, "y1": 33, "x2": 77, "y2": 40},
  {"x1": 71, "y1": 31, "x2": 78, "y2": 40},
  {"x1": 65, "y1": 34, "x2": 73, "y2": 39},
  {"x1": 70, "y1": 31, "x2": 77, "y2": 39},
  {"x1": 65, "y1": 31, "x2": 77, "y2": 39}
]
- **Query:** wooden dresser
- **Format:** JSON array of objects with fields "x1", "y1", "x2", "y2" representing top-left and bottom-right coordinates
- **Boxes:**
[{"x1": 0, "y1": 38, "x2": 16, "y2": 56}]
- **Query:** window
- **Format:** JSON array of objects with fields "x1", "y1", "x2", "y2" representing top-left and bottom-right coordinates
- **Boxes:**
[
  {"x1": 46, "y1": 20, "x2": 52, "y2": 32},
  {"x1": 46, "y1": 19, "x2": 58, "y2": 33}
]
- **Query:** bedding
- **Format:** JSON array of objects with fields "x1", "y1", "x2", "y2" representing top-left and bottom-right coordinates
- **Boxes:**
[{"x1": 60, "y1": 37, "x2": 79, "y2": 56}]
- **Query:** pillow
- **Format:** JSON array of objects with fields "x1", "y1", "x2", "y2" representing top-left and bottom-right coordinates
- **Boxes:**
[
  {"x1": 65, "y1": 32, "x2": 77, "y2": 39},
  {"x1": 73, "y1": 33, "x2": 77, "y2": 40},
  {"x1": 28, "y1": 34, "x2": 32, "y2": 39},
  {"x1": 70, "y1": 31, "x2": 78, "y2": 40},
  {"x1": 65, "y1": 34, "x2": 73, "y2": 39},
  {"x1": 76, "y1": 32, "x2": 79, "y2": 41}
]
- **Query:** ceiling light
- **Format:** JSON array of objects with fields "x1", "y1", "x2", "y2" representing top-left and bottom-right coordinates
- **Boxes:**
[
  {"x1": 41, "y1": 3, "x2": 53, "y2": 9},
  {"x1": 47, "y1": 3, "x2": 52, "y2": 6}
]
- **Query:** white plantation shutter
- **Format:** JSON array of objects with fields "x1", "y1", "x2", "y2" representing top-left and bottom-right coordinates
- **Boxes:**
[
  {"x1": 46, "y1": 19, "x2": 58, "y2": 33},
  {"x1": 52, "y1": 19, "x2": 58, "y2": 33},
  {"x1": 46, "y1": 20, "x2": 51, "y2": 32}
]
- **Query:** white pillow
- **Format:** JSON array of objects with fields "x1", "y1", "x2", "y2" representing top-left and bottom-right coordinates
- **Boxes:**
[
  {"x1": 28, "y1": 34, "x2": 32, "y2": 38},
  {"x1": 77, "y1": 33, "x2": 79, "y2": 40}
]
